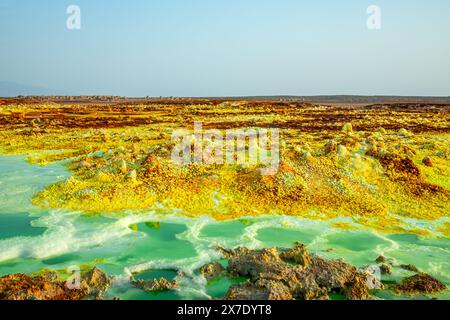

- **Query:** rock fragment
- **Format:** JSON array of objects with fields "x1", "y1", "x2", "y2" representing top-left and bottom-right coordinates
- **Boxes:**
[
  {"x1": 401, "y1": 264, "x2": 420, "y2": 273},
  {"x1": 199, "y1": 263, "x2": 225, "y2": 280},
  {"x1": 422, "y1": 156, "x2": 433, "y2": 167}
]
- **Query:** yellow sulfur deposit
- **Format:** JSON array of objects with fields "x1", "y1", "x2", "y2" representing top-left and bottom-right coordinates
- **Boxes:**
[{"x1": 1, "y1": 99, "x2": 449, "y2": 234}]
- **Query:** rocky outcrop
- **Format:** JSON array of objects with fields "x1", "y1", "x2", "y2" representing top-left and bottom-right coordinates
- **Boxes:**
[
  {"x1": 222, "y1": 244, "x2": 371, "y2": 300},
  {"x1": 131, "y1": 277, "x2": 179, "y2": 292},
  {"x1": 81, "y1": 267, "x2": 111, "y2": 299},
  {"x1": 0, "y1": 267, "x2": 110, "y2": 300},
  {"x1": 394, "y1": 273, "x2": 447, "y2": 294},
  {"x1": 0, "y1": 272, "x2": 84, "y2": 300}
]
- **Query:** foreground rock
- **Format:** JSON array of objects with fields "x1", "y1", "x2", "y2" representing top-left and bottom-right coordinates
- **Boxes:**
[
  {"x1": 0, "y1": 267, "x2": 110, "y2": 300},
  {"x1": 379, "y1": 264, "x2": 392, "y2": 275},
  {"x1": 220, "y1": 243, "x2": 372, "y2": 300},
  {"x1": 81, "y1": 267, "x2": 112, "y2": 299},
  {"x1": 217, "y1": 245, "x2": 448, "y2": 300},
  {"x1": 226, "y1": 280, "x2": 294, "y2": 300},
  {"x1": 394, "y1": 273, "x2": 447, "y2": 295},
  {"x1": 131, "y1": 277, "x2": 179, "y2": 292}
]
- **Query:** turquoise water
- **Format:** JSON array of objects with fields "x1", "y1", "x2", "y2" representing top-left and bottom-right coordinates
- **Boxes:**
[{"x1": 0, "y1": 155, "x2": 449, "y2": 300}]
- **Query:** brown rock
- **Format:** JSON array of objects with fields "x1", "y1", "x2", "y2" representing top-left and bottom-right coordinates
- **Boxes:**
[
  {"x1": 395, "y1": 273, "x2": 447, "y2": 294},
  {"x1": 343, "y1": 273, "x2": 371, "y2": 300},
  {"x1": 422, "y1": 157, "x2": 433, "y2": 167}
]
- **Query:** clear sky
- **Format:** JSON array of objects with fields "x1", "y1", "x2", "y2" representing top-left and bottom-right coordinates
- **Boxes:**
[{"x1": 1, "y1": 0, "x2": 449, "y2": 96}]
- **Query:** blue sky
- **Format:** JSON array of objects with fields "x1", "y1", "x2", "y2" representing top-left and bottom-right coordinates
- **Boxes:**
[{"x1": 1, "y1": 0, "x2": 449, "y2": 96}]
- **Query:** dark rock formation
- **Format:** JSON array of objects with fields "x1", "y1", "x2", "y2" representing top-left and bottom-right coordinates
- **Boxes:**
[
  {"x1": 422, "y1": 156, "x2": 433, "y2": 167},
  {"x1": 221, "y1": 244, "x2": 371, "y2": 300},
  {"x1": 394, "y1": 273, "x2": 447, "y2": 294}
]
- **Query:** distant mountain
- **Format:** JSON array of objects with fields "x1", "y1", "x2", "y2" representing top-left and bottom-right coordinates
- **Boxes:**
[
  {"x1": 208, "y1": 95, "x2": 450, "y2": 104},
  {"x1": 0, "y1": 81, "x2": 69, "y2": 97}
]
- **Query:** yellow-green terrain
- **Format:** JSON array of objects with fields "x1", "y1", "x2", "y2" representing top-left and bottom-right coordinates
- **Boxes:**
[{"x1": 0, "y1": 99, "x2": 448, "y2": 235}]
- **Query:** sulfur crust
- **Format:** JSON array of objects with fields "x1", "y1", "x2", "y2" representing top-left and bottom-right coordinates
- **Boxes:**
[{"x1": 0, "y1": 102, "x2": 449, "y2": 235}]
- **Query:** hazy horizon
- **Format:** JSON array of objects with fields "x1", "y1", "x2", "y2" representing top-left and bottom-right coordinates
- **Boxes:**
[
  {"x1": 1, "y1": 0, "x2": 450, "y2": 97},
  {"x1": 2, "y1": 80, "x2": 450, "y2": 98}
]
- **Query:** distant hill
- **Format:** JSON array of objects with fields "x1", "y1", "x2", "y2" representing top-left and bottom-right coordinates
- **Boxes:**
[
  {"x1": 1, "y1": 83, "x2": 449, "y2": 105},
  {"x1": 0, "y1": 81, "x2": 69, "y2": 97},
  {"x1": 207, "y1": 95, "x2": 450, "y2": 104}
]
